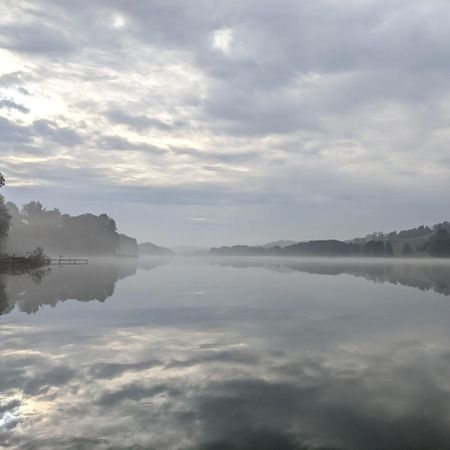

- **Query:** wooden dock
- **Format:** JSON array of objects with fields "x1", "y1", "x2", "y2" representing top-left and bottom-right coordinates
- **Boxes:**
[{"x1": 50, "y1": 258, "x2": 88, "y2": 265}]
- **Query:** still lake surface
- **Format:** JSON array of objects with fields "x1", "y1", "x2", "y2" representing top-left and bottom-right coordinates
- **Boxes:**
[{"x1": 1, "y1": 257, "x2": 450, "y2": 450}]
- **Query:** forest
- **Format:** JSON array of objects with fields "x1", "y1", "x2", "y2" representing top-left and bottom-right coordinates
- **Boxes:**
[
  {"x1": 0, "y1": 173, "x2": 137, "y2": 257},
  {"x1": 211, "y1": 227, "x2": 450, "y2": 258}
]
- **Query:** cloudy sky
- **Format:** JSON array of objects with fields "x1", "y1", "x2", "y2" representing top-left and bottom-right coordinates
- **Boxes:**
[{"x1": 1, "y1": 0, "x2": 449, "y2": 246}]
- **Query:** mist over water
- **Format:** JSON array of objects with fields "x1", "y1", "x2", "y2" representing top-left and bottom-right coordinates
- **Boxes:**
[
  {"x1": 1, "y1": 257, "x2": 450, "y2": 449},
  {"x1": 2, "y1": 0, "x2": 450, "y2": 447}
]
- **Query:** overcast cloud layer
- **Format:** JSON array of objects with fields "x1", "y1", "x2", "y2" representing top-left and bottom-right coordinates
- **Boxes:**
[{"x1": 1, "y1": 0, "x2": 450, "y2": 246}]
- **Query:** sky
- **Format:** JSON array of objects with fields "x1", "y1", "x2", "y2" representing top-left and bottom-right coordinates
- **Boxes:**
[{"x1": 1, "y1": 0, "x2": 450, "y2": 247}]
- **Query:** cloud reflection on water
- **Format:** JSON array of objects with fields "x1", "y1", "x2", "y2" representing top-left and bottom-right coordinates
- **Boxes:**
[
  {"x1": 2, "y1": 323, "x2": 450, "y2": 449},
  {"x1": 1, "y1": 258, "x2": 450, "y2": 449}
]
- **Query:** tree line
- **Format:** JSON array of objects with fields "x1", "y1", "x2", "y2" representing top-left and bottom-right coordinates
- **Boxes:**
[
  {"x1": 352, "y1": 223, "x2": 450, "y2": 243},
  {"x1": 0, "y1": 172, "x2": 136, "y2": 256},
  {"x1": 211, "y1": 239, "x2": 395, "y2": 257},
  {"x1": 211, "y1": 230, "x2": 450, "y2": 258},
  {"x1": 0, "y1": 173, "x2": 11, "y2": 248}
]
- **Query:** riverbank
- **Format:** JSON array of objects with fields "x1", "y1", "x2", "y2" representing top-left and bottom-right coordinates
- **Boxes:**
[{"x1": 0, "y1": 248, "x2": 50, "y2": 273}]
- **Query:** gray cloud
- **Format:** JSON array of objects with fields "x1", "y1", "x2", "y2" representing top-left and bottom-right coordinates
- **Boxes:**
[
  {"x1": 166, "y1": 349, "x2": 260, "y2": 368},
  {"x1": 96, "y1": 135, "x2": 165, "y2": 153},
  {"x1": 0, "y1": 21, "x2": 76, "y2": 55},
  {"x1": 92, "y1": 184, "x2": 294, "y2": 207},
  {"x1": 23, "y1": 365, "x2": 77, "y2": 395},
  {"x1": 0, "y1": 117, "x2": 83, "y2": 150},
  {"x1": 171, "y1": 146, "x2": 261, "y2": 164},
  {"x1": 32, "y1": 119, "x2": 83, "y2": 146},
  {"x1": 0, "y1": 98, "x2": 30, "y2": 113},
  {"x1": 96, "y1": 382, "x2": 181, "y2": 407},
  {"x1": 88, "y1": 360, "x2": 163, "y2": 380},
  {"x1": 1, "y1": 0, "x2": 450, "y2": 245},
  {"x1": 0, "y1": 71, "x2": 29, "y2": 87},
  {"x1": 105, "y1": 109, "x2": 174, "y2": 131},
  {"x1": 0, "y1": 117, "x2": 33, "y2": 143}
]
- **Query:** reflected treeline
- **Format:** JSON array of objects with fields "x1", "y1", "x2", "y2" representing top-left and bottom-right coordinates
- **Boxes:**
[
  {"x1": 0, "y1": 274, "x2": 8, "y2": 314},
  {"x1": 138, "y1": 255, "x2": 173, "y2": 271},
  {"x1": 0, "y1": 258, "x2": 171, "y2": 315},
  {"x1": 211, "y1": 257, "x2": 450, "y2": 296}
]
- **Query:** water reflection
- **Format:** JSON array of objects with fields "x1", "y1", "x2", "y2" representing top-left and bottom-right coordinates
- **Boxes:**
[
  {"x1": 0, "y1": 258, "x2": 174, "y2": 316},
  {"x1": 212, "y1": 257, "x2": 450, "y2": 296},
  {"x1": 2, "y1": 323, "x2": 450, "y2": 449},
  {"x1": 1, "y1": 258, "x2": 450, "y2": 449}
]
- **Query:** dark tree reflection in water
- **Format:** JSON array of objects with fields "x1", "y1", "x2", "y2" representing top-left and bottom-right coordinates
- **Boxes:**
[{"x1": 1, "y1": 257, "x2": 450, "y2": 450}]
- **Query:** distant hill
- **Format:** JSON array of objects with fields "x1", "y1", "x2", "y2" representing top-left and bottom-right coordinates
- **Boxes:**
[
  {"x1": 261, "y1": 240, "x2": 297, "y2": 249},
  {"x1": 117, "y1": 233, "x2": 138, "y2": 256},
  {"x1": 138, "y1": 242, "x2": 174, "y2": 256},
  {"x1": 172, "y1": 246, "x2": 209, "y2": 256},
  {"x1": 348, "y1": 221, "x2": 450, "y2": 256},
  {"x1": 211, "y1": 240, "x2": 364, "y2": 257},
  {"x1": 210, "y1": 221, "x2": 450, "y2": 258}
]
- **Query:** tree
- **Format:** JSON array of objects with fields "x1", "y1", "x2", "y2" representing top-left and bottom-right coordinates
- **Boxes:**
[
  {"x1": 22, "y1": 201, "x2": 45, "y2": 224},
  {"x1": 363, "y1": 240, "x2": 385, "y2": 256},
  {"x1": 99, "y1": 213, "x2": 117, "y2": 232},
  {"x1": 385, "y1": 241, "x2": 393, "y2": 256},
  {"x1": 6, "y1": 201, "x2": 20, "y2": 218},
  {"x1": 402, "y1": 242, "x2": 412, "y2": 256},
  {"x1": 427, "y1": 229, "x2": 450, "y2": 257},
  {"x1": 0, "y1": 196, "x2": 11, "y2": 242},
  {"x1": 0, "y1": 173, "x2": 11, "y2": 247}
]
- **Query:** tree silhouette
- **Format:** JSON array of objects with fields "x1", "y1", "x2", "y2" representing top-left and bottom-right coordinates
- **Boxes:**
[
  {"x1": 427, "y1": 229, "x2": 450, "y2": 257},
  {"x1": 5, "y1": 201, "x2": 122, "y2": 255},
  {"x1": 402, "y1": 242, "x2": 412, "y2": 256},
  {"x1": 385, "y1": 241, "x2": 393, "y2": 256},
  {"x1": 0, "y1": 173, "x2": 11, "y2": 245},
  {"x1": 363, "y1": 240, "x2": 385, "y2": 256}
]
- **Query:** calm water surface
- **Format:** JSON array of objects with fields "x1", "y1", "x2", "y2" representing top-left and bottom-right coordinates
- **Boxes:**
[{"x1": 1, "y1": 257, "x2": 450, "y2": 450}]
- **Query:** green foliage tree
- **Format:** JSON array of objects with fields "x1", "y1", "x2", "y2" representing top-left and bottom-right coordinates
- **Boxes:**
[
  {"x1": 363, "y1": 240, "x2": 385, "y2": 256},
  {"x1": 402, "y1": 242, "x2": 412, "y2": 256},
  {"x1": 0, "y1": 196, "x2": 11, "y2": 242},
  {"x1": 385, "y1": 241, "x2": 393, "y2": 256},
  {"x1": 22, "y1": 201, "x2": 45, "y2": 224},
  {"x1": 6, "y1": 201, "x2": 121, "y2": 255},
  {"x1": 0, "y1": 173, "x2": 11, "y2": 247},
  {"x1": 427, "y1": 229, "x2": 450, "y2": 257}
]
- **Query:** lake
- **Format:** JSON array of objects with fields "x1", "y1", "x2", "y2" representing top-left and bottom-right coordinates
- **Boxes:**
[{"x1": 1, "y1": 257, "x2": 450, "y2": 450}]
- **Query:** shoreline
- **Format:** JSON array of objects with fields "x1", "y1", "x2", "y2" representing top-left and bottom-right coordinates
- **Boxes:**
[{"x1": 0, "y1": 250, "x2": 50, "y2": 274}]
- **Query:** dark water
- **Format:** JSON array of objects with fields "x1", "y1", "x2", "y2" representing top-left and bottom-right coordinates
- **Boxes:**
[{"x1": 1, "y1": 257, "x2": 450, "y2": 450}]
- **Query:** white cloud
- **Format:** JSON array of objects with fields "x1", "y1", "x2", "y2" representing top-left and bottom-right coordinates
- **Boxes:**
[
  {"x1": 111, "y1": 13, "x2": 127, "y2": 30},
  {"x1": 1, "y1": 0, "x2": 450, "y2": 245},
  {"x1": 212, "y1": 28, "x2": 234, "y2": 55}
]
